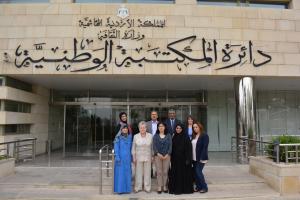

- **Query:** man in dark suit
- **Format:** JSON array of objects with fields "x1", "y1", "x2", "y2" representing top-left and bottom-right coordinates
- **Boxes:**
[{"x1": 164, "y1": 109, "x2": 180, "y2": 135}]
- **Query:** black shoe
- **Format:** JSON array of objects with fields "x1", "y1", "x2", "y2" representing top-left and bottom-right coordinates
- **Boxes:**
[
  {"x1": 157, "y1": 191, "x2": 162, "y2": 194},
  {"x1": 163, "y1": 190, "x2": 168, "y2": 193}
]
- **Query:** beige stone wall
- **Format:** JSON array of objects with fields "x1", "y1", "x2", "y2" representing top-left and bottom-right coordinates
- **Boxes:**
[
  {"x1": 250, "y1": 156, "x2": 300, "y2": 195},
  {"x1": 0, "y1": 86, "x2": 49, "y2": 154},
  {"x1": 0, "y1": 1, "x2": 299, "y2": 77},
  {"x1": 0, "y1": 158, "x2": 15, "y2": 178}
]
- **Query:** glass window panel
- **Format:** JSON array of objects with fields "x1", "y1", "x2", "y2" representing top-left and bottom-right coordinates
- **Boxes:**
[
  {"x1": 0, "y1": 0, "x2": 48, "y2": 3},
  {"x1": 191, "y1": 105, "x2": 207, "y2": 128},
  {"x1": 197, "y1": 0, "x2": 288, "y2": 8},
  {"x1": 168, "y1": 90, "x2": 206, "y2": 102},
  {"x1": 3, "y1": 100, "x2": 31, "y2": 113},
  {"x1": 48, "y1": 105, "x2": 64, "y2": 150},
  {"x1": 53, "y1": 90, "x2": 89, "y2": 102},
  {"x1": 207, "y1": 91, "x2": 235, "y2": 151},
  {"x1": 76, "y1": 0, "x2": 173, "y2": 3},
  {"x1": 89, "y1": 90, "x2": 127, "y2": 102},
  {"x1": 129, "y1": 90, "x2": 165, "y2": 102},
  {"x1": 198, "y1": 0, "x2": 238, "y2": 6},
  {"x1": 257, "y1": 91, "x2": 300, "y2": 140},
  {"x1": 0, "y1": 125, "x2": 3, "y2": 135},
  {"x1": 5, "y1": 77, "x2": 32, "y2": 92},
  {"x1": 249, "y1": 3, "x2": 287, "y2": 9},
  {"x1": 4, "y1": 100, "x2": 18, "y2": 112},
  {"x1": 4, "y1": 124, "x2": 30, "y2": 135}
]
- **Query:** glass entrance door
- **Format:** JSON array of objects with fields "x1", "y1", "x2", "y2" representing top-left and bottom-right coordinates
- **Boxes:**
[
  {"x1": 64, "y1": 103, "x2": 206, "y2": 156},
  {"x1": 65, "y1": 105, "x2": 94, "y2": 155},
  {"x1": 65, "y1": 105, "x2": 127, "y2": 156},
  {"x1": 129, "y1": 104, "x2": 206, "y2": 133}
]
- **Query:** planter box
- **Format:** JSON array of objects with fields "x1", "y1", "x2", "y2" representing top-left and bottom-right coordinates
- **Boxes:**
[
  {"x1": 250, "y1": 156, "x2": 300, "y2": 195},
  {"x1": 0, "y1": 158, "x2": 15, "y2": 178}
]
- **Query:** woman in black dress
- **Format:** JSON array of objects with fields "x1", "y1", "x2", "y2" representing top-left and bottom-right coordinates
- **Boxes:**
[{"x1": 168, "y1": 123, "x2": 193, "y2": 195}]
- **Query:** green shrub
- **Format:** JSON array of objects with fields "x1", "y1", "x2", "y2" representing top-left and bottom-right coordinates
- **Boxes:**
[
  {"x1": 0, "y1": 155, "x2": 6, "y2": 160},
  {"x1": 266, "y1": 135, "x2": 300, "y2": 163}
]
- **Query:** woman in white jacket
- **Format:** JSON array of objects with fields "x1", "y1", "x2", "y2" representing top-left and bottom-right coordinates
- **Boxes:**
[{"x1": 131, "y1": 121, "x2": 153, "y2": 193}]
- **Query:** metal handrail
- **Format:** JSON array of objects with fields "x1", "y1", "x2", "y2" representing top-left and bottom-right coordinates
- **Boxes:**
[
  {"x1": 280, "y1": 143, "x2": 300, "y2": 164},
  {"x1": 231, "y1": 136, "x2": 300, "y2": 164},
  {"x1": 0, "y1": 138, "x2": 36, "y2": 162},
  {"x1": 99, "y1": 144, "x2": 114, "y2": 195}
]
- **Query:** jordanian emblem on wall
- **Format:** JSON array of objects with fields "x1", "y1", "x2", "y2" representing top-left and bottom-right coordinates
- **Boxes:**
[{"x1": 117, "y1": 5, "x2": 129, "y2": 19}]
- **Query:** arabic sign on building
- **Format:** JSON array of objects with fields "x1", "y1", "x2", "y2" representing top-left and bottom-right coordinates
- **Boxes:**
[{"x1": 2, "y1": 16, "x2": 272, "y2": 73}]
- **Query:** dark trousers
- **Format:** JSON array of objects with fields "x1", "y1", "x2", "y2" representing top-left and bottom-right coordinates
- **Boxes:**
[{"x1": 193, "y1": 161, "x2": 208, "y2": 191}]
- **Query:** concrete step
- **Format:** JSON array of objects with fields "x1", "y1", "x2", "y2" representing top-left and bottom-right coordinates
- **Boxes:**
[{"x1": 0, "y1": 165, "x2": 285, "y2": 200}]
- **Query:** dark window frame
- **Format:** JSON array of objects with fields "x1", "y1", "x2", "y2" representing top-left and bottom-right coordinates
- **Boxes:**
[
  {"x1": 197, "y1": 0, "x2": 289, "y2": 8},
  {"x1": 3, "y1": 124, "x2": 31, "y2": 135}
]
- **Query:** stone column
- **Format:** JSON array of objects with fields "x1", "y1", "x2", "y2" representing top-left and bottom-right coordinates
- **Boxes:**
[
  {"x1": 289, "y1": 0, "x2": 300, "y2": 9},
  {"x1": 234, "y1": 77, "x2": 257, "y2": 163}
]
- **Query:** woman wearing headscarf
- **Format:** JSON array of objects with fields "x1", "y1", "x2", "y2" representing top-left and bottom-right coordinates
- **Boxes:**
[
  {"x1": 168, "y1": 123, "x2": 193, "y2": 195},
  {"x1": 113, "y1": 125, "x2": 132, "y2": 194},
  {"x1": 114, "y1": 112, "x2": 132, "y2": 139}
]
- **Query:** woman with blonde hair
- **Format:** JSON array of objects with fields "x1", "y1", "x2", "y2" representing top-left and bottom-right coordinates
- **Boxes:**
[{"x1": 131, "y1": 121, "x2": 153, "y2": 193}]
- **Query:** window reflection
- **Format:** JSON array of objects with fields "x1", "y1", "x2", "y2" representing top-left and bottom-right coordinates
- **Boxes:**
[
  {"x1": 197, "y1": 0, "x2": 288, "y2": 9},
  {"x1": 1, "y1": 124, "x2": 31, "y2": 135},
  {"x1": 0, "y1": 0, "x2": 48, "y2": 3},
  {"x1": 2, "y1": 100, "x2": 31, "y2": 113},
  {"x1": 0, "y1": 76, "x2": 32, "y2": 92},
  {"x1": 52, "y1": 90, "x2": 207, "y2": 103}
]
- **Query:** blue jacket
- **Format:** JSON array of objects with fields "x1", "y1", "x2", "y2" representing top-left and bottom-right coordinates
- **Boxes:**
[
  {"x1": 196, "y1": 133, "x2": 209, "y2": 161},
  {"x1": 114, "y1": 134, "x2": 132, "y2": 193}
]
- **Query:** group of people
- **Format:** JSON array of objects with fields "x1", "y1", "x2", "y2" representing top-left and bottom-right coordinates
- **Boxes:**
[{"x1": 113, "y1": 109, "x2": 209, "y2": 195}]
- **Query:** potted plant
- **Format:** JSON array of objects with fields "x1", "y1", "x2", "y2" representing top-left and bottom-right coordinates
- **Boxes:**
[{"x1": 266, "y1": 135, "x2": 300, "y2": 163}]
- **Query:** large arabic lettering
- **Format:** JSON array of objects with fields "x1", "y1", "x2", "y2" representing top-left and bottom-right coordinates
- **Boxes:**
[
  {"x1": 1, "y1": 16, "x2": 272, "y2": 72},
  {"x1": 6, "y1": 35, "x2": 271, "y2": 73}
]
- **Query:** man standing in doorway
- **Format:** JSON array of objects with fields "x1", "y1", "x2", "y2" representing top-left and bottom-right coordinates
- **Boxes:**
[
  {"x1": 146, "y1": 111, "x2": 159, "y2": 136},
  {"x1": 165, "y1": 109, "x2": 180, "y2": 135}
]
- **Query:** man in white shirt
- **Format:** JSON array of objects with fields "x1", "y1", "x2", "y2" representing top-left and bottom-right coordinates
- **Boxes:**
[{"x1": 146, "y1": 111, "x2": 159, "y2": 136}]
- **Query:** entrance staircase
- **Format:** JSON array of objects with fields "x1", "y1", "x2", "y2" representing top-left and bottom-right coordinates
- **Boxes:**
[{"x1": 0, "y1": 163, "x2": 293, "y2": 200}]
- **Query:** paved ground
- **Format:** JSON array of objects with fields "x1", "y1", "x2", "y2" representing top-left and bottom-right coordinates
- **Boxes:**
[{"x1": 0, "y1": 152, "x2": 298, "y2": 200}]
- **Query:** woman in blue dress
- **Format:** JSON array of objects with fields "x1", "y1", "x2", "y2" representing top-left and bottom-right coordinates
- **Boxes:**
[{"x1": 113, "y1": 125, "x2": 132, "y2": 194}]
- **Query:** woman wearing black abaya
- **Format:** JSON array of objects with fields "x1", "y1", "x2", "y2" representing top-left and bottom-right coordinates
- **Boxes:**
[{"x1": 168, "y1": 123, "x2": 193, "y2": 195}]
